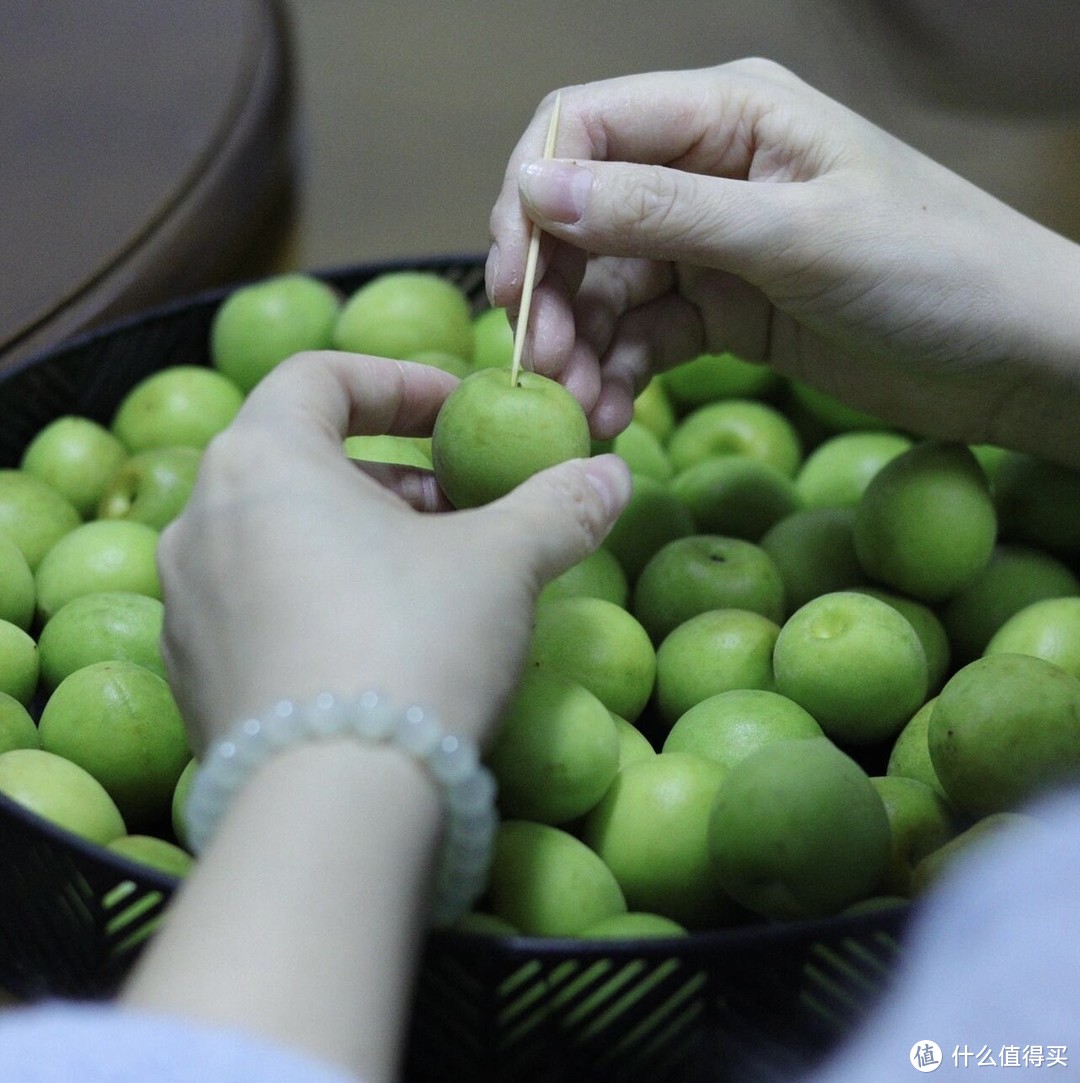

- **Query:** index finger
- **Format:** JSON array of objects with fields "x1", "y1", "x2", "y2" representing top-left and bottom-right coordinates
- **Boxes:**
[
  {"x1": 486, "y1": 60, "x2": 829, "y2": 309},
  {"x1": 487, "y1": 67, "x2": 753, "y2": 306},
  {"x1": 233, "y1": 351, "x2": 459, "y2": 451}
]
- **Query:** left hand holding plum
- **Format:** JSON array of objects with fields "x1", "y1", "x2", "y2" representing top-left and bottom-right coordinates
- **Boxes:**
[{"x1": 157, "y1": 350, "x2": 631, "y2": 755}]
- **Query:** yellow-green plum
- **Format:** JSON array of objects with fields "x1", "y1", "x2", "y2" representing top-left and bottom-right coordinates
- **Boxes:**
[
  {"x1": 939, "y1": 544, "x2": 1080, "y2": 664},
  {"x1": 0, "y1": 748, "x2": 126, "y2": 844},
  {"x1": 20, "y1": 415, "x2": 128, "y2": 519},
  {"x1": 602, "y1": 473, "x2": 696, "y2": 584},
  {"x1": 39, "y1": 659, "x2": 191, "y2": 830},
  {"x1": 0, "y1": 469, "x2": 81, "y2": 571},
  {"x1": 654, "y1": 608, "x2": 781, "y2": 728},
  {"x1": 853, "y1": 588, "x2": 952, "y2": 695},
  {"x1": 0, "y1": 619, "x2": 38, "y2": 706},
  {"x1": 0, "y1": 692, "x2": 39, "y2": 753},
  {"x1": 662, "y1": 351, "x2": 779, "y2": 409},
  {"x1": 403, "y1": 349, "x2": 471, "y2": 378},
  {"x1": 793, "y1": 430, "x2": 913, "y2": 509},
  {"x1": 34, "y1": 519, "x2": 161, "y2": 623},
  {"x1": 470, "y1": 307, "x2": 514, "y2": 370},
  {"x1": 612, "y1": 714, "x2": 656, "y2": 768},
  {"x1": 612, "y1": 419, "x2": 673, "y2": 482},
  {"x1": 631, "y1": 378, "x2": 676, "y2": 445},
  {"x1": 538, "y1": 545, "x2": 629, "y2": 608},
  {"x1": 527, "y1": 596, "x2": 656, "y2": 722},
  {"x1": 576, "y1": 912, "x2": 688, "y2": 939},
  {"x1": 110, "y1": 366, "x2": 244, "y2": 452},
  {"x1": 928, "y1": 653, "x2": 1080, "y2": 817},
  {"x1": 773, "y1": 591, "x2": 928, "y2": 747},
  {"x1": 663, "y1": 688, "x2": 823, "y2": 772},
  {"x1": 108, "y1": 834, "x2": 195, "y2": 878},
  {"x1": 171, "y1": 757, "x2": 198, "y2": 849},
  {"x1": 36, "y1": 591, "x2": 166, "y2": 690},
  {"x1": 670, "y1": 457, "x2": 803, "y2": 542},
  {"x1": 483, "y1": 669, "x2": 619, "y2": 825},
  {"x1": 758, "y1": 506, "x2": 866, "y2": 617},
  {"x1": 0, "y1": 530, "x2": 35, "y2": 631},
  {"x1": 985, "y1": 596, "x2": 1080, "y2": 678},
  {"x1": 431, "y1": 369, "x2": 590, "y2": 509},
  {"x1": 886, "y1": 697, "x2": 947, "y2": 799},
  {"x1": 668, "y1": 398, "x2": 802, "y2": 477},
  {"x1": 487, "y1": 820, "x2": 626, "y2": 937},
  {"x1": 582, "y1": 752, "x2": 734, "y2": 928}
]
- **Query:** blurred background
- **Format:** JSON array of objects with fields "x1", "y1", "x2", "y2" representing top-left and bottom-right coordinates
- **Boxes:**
[
  {"x1": 283, "y1": 0, "x2": 1080, "y2": 268},
  {"x1": 3, "y1": 0, "x2": 1079, "y2": 369}
]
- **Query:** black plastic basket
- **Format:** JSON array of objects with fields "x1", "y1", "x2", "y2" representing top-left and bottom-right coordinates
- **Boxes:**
[{"x1": 0, "y1": 255, "x2": 912, "y2": 1083}]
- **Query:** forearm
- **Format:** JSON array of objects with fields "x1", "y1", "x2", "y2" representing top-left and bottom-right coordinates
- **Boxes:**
[
  {"x1": 979, "y1": 211, "x2": 1080, "y2": 469},
  {"x1": 121, "y1": 740, "x2": 442, "y2": 1083}
]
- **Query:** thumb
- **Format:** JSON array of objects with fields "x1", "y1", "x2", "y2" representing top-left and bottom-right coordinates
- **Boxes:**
[
  {"x1": 482, "y1": 453, "x2": 632, "y2": 590},
  {"x1": 518, "y1": 158, "x2": 785, "y2": 273}
]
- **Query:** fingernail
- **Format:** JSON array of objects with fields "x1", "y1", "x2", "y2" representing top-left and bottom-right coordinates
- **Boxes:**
[
  {"x1": 484, "y1": 242, "x2": 500, "y2": 296},
  {"x1": 583, "y1": 455, "x2": 632, "y2": 521},
  {"x1": 519, "y1": 159, "x2": 592, "y2": 225}
]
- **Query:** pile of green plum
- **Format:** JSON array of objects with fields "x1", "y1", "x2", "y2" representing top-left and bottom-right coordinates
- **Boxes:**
[{"x1": 3, "y1": 268, "x2": 1080, "y2": 944}]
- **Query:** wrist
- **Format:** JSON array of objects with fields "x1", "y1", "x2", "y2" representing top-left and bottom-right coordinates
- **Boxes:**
[
  {"x1": 184, "y1": 692, "x2": 499, "y2": 926},
  {"x1": 124, "y1": 730, "x2": 448, "y2": 1083},
  {"x1": 983, "y1": 223, "x2": 1080, "y2": 469}
]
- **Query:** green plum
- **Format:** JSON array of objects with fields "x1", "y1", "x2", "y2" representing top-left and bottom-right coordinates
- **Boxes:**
[
  {"x1": 582, "y1": 752, "x2": 734, "y2": 928},
  {"x1": 853, "y1": 441, "x2": 996, "y2": 603},
  {"x1": 487, "y1": 820, "x2": 626, "y2": 937},
  {"x1": 333, "y1": 271, "x2": 474, "y2": 361},
  {"x1": 210, "y1": 273, "x2": 341, "y2": 392},
  {"x1": 20, "y1": 415, "x2": 128, "y2": 519},
  {"x1": 707, "y1": 737, "x2": 891, "y2": 920},
  {"x1": 97, "y1": 447, "x2": 202, "y2": 529},
  {"x1": 928, "y1": 653, "x2": 1080, "y2": 817},
  {"x1": 110, "y1": 366, "x2": 244, "y2": 452},
  {"x1": 484, "y1": 669, "x2": 619, "y2": 826},
  {"x1": 632, "y1": 534, "x2": 786, "y2": 644},
  {"x1": 431, "y1": 369, "x2": 589, "y2": 509}
]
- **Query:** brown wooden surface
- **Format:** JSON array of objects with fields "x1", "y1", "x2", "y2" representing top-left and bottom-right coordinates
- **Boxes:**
[{"x1": 0, "y1": 0, "x2": 294, "y2": 373}]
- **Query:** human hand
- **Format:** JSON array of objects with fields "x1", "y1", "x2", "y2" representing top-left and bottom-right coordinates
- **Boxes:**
[
  {"x1": 156, "y1": 351, "x2": 630, "y2": 755},
  {"x1": 487, "y1": 61, "x2": 1080, "y2": 465}
]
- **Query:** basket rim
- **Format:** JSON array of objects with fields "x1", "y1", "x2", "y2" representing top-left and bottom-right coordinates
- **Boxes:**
[
  {"x1": 0, "y1": 250, "x2": 914, "y2": 964},
  {"x1": 0, "y1": 251, "x2": 490, "y2": 387},
  {"x1": 1, "y1": 784, "x2": 912, "y2": 958}
]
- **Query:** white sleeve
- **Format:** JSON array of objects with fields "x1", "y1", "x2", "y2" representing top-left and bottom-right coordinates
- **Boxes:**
[
  {"x1": 0, "y1": 1002, "x2": 359, "y2": 1083},
  {"x1": 802, "y1": 787, "x2": 1080, "y2": 1081}
]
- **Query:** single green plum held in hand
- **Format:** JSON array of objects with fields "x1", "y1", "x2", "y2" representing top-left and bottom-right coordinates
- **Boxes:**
[{"x1": 432, "y1": 369, "x2": 590, "y2": 508}]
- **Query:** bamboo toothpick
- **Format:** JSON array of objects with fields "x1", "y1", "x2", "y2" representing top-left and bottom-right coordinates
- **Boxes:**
[{"x1": 509, "y1": 90, "x2": 563, "y2": 387}]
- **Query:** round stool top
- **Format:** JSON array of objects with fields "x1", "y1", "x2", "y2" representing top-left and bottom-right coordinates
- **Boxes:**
[{"x1": 0, "y1": 0, "x2": 294, "y2": 372}]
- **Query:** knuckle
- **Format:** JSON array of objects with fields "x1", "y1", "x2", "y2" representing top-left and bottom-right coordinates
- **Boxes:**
[{"x1": 612, "y1": 168, "x2": 698, "y2": 255}]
